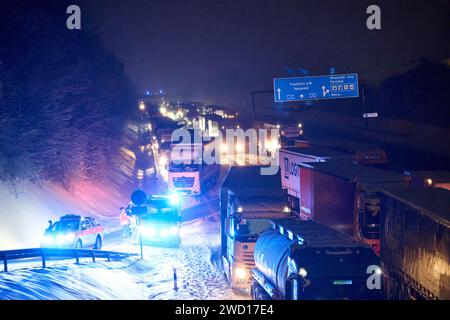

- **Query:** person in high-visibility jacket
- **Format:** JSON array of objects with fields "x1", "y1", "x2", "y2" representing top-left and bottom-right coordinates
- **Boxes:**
[{"x1": 119, "y1": 207, "x2": 130, "y2": 237}]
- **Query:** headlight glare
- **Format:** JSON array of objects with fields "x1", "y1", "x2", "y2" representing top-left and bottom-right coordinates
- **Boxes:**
[{"x1": 234, "y1": 267, "x2": 248, "y2": 280}]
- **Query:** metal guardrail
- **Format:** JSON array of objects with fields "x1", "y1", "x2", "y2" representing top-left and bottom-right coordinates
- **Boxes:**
[{"x1": 0, "y1": 248, "x2": 138, "y2": 272}]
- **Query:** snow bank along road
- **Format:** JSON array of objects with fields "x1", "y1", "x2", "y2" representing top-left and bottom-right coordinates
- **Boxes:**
[{"x1": 0, "y1": 213, "x2": 249, "y2": 300}]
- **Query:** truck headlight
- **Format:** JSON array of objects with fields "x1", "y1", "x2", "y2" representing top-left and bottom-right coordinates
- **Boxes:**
[
  {"x1": 140, "y1": 226, "x2": 156, "y2": 237},
  {"x1": 220, "y1": 143, "x2": 228, "y2": 153},
  {"x1": 65, "y1": 233, "x2": 75, "y2": 242},
  {"x1": 159, "y1": 155, "x2": 168, "y2": 166},
  {"x1": 235, "y1": 142, "x2": 244, "y2": 153},
  {"x1": 160, "y1": 229, "x2": 169, "y2": 237},
  {"x1": 169, "y1": 226, "x2": 178, "y2": 235},
  {"x1": 299, "y1": 267, "x2": 308, "y2": 278},
  {"x1": 234, "y1": 267, "x2": 248, "y2": 280}
]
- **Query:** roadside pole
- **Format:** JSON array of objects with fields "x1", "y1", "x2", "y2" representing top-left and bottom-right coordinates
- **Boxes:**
[
  {"x1": 139, "y1": 211, "x2": 143, "y2": 259},
  {"x1": 173, "y1": 268, "x2": 178, "y2": 291},
  {"x1": 130, "y1": 189, "x2": 148, "y2": 260},
  {"x1": 362, "y1": 85, "x2": 368, "y2": 128},
  {"x1": 139, "y1": 231, "x2": 143, "y2": 259}
]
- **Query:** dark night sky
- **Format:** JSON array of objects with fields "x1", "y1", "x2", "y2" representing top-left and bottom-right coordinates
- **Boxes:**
[{"x1": 82, "y1": 0, "x2": 450, "y2": 109}]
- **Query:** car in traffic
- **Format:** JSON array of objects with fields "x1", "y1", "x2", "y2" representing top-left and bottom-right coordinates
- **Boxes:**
[{"x1": 41, "y1": 214, "x2": 104, "y2": 249}]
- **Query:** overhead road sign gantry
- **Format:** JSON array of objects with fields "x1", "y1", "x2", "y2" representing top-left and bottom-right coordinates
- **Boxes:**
[{"x1": 273, "y1": 73, "x2": 359, "y2": 103}]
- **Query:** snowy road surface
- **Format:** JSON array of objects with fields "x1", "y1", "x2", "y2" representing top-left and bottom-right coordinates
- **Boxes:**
[{"x1": 0, "y1": 215, "x2": 249, "y2": 300}]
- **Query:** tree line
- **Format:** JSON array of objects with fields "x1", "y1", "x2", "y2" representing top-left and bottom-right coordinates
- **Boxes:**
[{"x1": 0, "y1": 0, "x2": 136, "y2": 189}]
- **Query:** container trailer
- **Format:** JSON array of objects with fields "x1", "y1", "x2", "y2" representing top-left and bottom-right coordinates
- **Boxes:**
[
  {"x1": 288, "y1": 159, "x2": 410, "y2": 253},
  {"x1": 379, "y1": 187, "x2": 450, "y2": 300}
]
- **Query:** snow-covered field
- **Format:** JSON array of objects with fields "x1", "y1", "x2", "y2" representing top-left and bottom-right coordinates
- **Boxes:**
[{"x1": 0, "y1": 215, "x2": 249, "y2": 300}]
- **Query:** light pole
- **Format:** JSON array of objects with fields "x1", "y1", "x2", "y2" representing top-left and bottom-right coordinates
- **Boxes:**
[
  {"x1": 361, "y1": 85, "x2": 368, "y2": 128},
  {"x1": 139, "y1": 211, "x2": 143, "y2": 259},
  {"x1": 131, "y1": 189, "x2": 147, "y2": 259}
]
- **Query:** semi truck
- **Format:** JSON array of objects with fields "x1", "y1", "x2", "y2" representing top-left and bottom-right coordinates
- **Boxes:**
[
  {"x1": 379, "y1": 187, "x2": 450, "y2": 300},
  {"x1": 282, "y1": 159, "x2": 410, "y2": 254},
  {"x1": 251, "y1": 219, "x2": 383, "y2": 300},
  {"x1": 151, "y1": 116, "x2": 184, "y2": 169},
  {"x1": 168, "y1": 131, "x2": 220, "y2": 196},
  {"x1": 222, "y1": 189, "x2": 290, "y2": 288},
  {"x1": 128, "y1": 190, "x2": 182, "y2": 247},
  {"x1": 220, "y1": 166, "x2": 288, "y2": 288},
  {"x1": 252, "y1": 121, "x2": 304, "y2": 149}
]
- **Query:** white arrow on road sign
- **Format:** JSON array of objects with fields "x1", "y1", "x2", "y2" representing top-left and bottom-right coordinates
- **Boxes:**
[
  {"x1": 277, "y1": 88, "x2": 281, "y2": 100},
  {"x1": 322, "y1": 85, "x2": 330, "y2": 97}
]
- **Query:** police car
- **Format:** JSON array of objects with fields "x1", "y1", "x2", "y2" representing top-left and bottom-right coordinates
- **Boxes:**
[{"x1": 41, "y1": 214, "x2": 104, "y2": 249}]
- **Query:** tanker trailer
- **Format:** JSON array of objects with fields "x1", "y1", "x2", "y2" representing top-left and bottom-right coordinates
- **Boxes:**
[{"x1": 251, "y1": 219, "x2": 383, "y2": 300}]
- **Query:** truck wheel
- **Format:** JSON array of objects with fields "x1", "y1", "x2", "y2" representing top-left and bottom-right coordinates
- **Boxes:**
[
  {"x1": 257, "y1": 292, "x2": 271, "y2": 300},
  {"x1": 251, "y1": 282, "x2": 261, "y2": 300},
  {"x1": 252, "y1": 283, "x2": 269, "y2": 300},
  {"x1": 75, "y1": 239, "x2": 82, "y2": 249},
  {"x1": 94, "y1": 235, "x2": 102, "y2": 250}
]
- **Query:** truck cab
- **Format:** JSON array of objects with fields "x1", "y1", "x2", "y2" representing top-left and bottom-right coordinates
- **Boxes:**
[
  {"x1": 130, "y1": 194, "x2": 182, "y2": 247},
  {"x1": 168, "y1": 135, "x2": 219, "y2": 196},
  {"x1": 150, "y1": 116, "x2": 184, "y2": 171},
  {"x1": 355, "y1": 191, "x2": 382, "y2": 254},
  {"x1": 168, "y1": 161, "x2": 201, "y2": 195},
  {"x1": 253, "y1": 122, "x2": 304, "y2": 156},
  {"x1": 222, "y1": 192, "x2": 290, "y2": 289}
]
